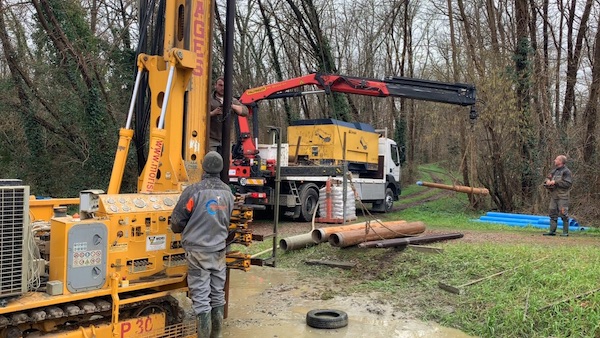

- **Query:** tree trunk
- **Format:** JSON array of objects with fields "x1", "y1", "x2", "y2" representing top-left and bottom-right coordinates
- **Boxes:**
[
  {"x1": 560, "y1": 0, "x2": 592, "y2": 125},
  {"x1": 515, "y1": 0, "x2": 535, "y2": 202},
  {"x1": 258, "y1": 0, "x2": 293, "y2": 124},
  {"x1": 582, "y1": 17, "x2": 600, "y2": 163}
]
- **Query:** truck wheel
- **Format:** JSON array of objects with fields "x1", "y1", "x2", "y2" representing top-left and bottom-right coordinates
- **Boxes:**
[
  {"x1": 2, "y1": 327, "x2": 22, "y2": 338},
  {"x1": 383, "y1": 187, "x2": 394, "y2": 213},
  {"x1": 297, "y1": 184, "x2": 319, "y2": 222}
]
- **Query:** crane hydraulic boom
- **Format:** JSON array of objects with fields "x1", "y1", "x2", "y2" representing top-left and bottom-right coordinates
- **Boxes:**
[
  {"x1": 240, "y1": 73, "x2": 476, "y2": 106},
  {"x1": 231, "y1": 73, "x2": 477, "y2": 171}
]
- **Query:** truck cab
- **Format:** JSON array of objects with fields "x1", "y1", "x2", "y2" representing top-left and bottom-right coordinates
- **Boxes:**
[{"x1": 373, "y1": 136, "x2": 402, "y2": 212}]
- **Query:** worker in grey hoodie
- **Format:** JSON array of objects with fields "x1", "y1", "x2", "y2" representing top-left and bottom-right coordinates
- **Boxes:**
[{"x1": 171, "y1": 151, "x2": 234, "y2": 338}]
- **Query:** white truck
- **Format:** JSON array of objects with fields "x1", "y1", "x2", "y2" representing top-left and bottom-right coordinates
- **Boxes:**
[
  {"x1": 233, "y1": 120, "x2": 402, "y2": 221},
  {"x1": 228, "y1": 73, "x2": 476, "y2": 221}
]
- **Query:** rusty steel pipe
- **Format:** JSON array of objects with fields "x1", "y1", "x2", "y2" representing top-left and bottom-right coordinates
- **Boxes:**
[
  {"x1": 311, "y1": 219, "x2": 392, "y2": 243},
  {"x1": 358, "y1": 233, "x2": 464, "y2": 248},
  {"x1": 328, "y1": 221, "x2": 426, "y2": 248},
  {"x1": 279, "y1": 233, "x2": 317, "y2": 251},
  {"x1": 416, "y1": 181, "x2": 489, "y2": 195}
]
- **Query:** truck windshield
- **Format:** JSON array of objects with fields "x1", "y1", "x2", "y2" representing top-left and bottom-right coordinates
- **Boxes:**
[{"x1": 391, "y1": 144, "x2": 400, "y2": 166}]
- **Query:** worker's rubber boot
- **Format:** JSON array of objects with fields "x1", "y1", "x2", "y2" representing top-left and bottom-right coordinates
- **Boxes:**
[
  {"x1": 561, "y1": 217, "x2": 569, "y2": 236},
  {"x1": 544, "y1": 219, "x2": 558, "y2": 236},
  {"x1": 197, "y1": 312, "x2": 211, "y2": 338},
  {"x1": 210, "y1": 306, "x2": 225, "y2": 338}
]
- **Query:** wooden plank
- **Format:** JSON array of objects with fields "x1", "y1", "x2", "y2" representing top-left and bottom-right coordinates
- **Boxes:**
[
  {"x1": 438, "y1": 282, "x2": 462, "y2": 294},
  {"x1": 539, "y1": 287, "x2": 600, "y2": 310},
  {"x1": 408, "y1": 245, "x2": 444, "y2": 254},
  {"x1": 304, "y1": 259, "x2": 356, "y2": 270},
  {"x1": 438, "y1": 270, "x2": 508, "y2": 295},
  {"x1": 439, "y1": 256, "x2": 550, "y2": 294}
]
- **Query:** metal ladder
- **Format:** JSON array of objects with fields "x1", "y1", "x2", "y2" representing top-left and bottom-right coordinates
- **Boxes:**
[{"x1": 288, "y1": 181, "x2": 302, "y2": 205}]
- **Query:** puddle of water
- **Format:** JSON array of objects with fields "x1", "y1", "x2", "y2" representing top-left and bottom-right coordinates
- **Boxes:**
[{"x1": 224, "y1": 267, "x2": 473, "y2": 338}]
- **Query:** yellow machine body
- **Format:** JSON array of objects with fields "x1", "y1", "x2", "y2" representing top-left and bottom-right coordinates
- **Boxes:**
[
  {"x1": 48, "y1": 193, "x2": 187, "y2": 294},
  {"x1": 287, "y1": 120, "x2": 379, "y2": 167},
  {"x1": 28, "y1": 197, "x2": 80, "y2": 222},
  {"x1": 0, "y1": 0, "x2": 255, "y2": 337}
]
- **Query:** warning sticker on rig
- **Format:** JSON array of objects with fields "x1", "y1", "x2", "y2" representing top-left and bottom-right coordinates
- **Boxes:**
[
  {"x1": 146, "y1": 235, "x2": 167, "y2": 251},
  {"x1": 72, "y1": 250, "x2": 102, "y2": 267},
  {"x1": 110, "y1": 243, "x2": 128, "y2": 253}
]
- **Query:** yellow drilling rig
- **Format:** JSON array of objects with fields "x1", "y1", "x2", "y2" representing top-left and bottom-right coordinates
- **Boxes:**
[{"x1": 0, "y1": 0, "x2": 255, "y2": 336}]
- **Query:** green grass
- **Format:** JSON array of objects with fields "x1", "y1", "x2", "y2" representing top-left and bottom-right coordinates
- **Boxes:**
[
  {"x1": 243, "y1": 163, "x2": 600, "y2": 337},
  {"x1": 427, "y1": 244, "x2": 600, "y2": 338}
]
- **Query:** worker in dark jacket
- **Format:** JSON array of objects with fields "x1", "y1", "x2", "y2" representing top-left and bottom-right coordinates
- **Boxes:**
[
  {"x1": 209, "y1": 77, "x2": 248, "y2": 153},
  {"x1": 171, "y1": 151, "x2": 234, "y2": 338},
  {"x1": 543, "y1": 155, "x2": 573, "y2": 237}
]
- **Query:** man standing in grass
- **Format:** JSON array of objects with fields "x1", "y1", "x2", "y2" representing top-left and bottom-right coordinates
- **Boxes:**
[{"x1": 543, "y1": 155, "x2": 573, "y2": 237}]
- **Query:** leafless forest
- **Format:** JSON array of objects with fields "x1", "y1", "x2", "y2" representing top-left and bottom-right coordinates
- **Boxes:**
[{"x1": 0, "y1": 0, "x2": 598, "y2": 224}]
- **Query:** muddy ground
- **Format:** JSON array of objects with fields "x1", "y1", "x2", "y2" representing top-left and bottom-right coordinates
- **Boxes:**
[
  {"x1": 179, "y1": 178, "x2": 590, "y2": 336},
  {"x1": 224, "y1": 191, "x2": 591, "y2": 337}
]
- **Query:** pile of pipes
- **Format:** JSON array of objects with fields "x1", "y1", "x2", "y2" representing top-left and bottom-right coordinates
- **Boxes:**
[
  {"x1": 316, "y1": 220, "x2": 425, "y2": 248},
  {"x1": 280, "y1": 220, "x2": 464, "y2": 251},
  {"x1": 474, "y1": 212, "x2": 586, "y2": 231}
]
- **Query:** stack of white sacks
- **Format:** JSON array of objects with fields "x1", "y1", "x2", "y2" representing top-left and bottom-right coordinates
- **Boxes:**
[{"x1": 318, "y1": 183, "x2": 356, "y2": 222}]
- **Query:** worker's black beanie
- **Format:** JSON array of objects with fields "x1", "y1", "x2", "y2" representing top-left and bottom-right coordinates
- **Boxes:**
[{"x1": 203, "y1": 151, "x2": 223, "y2": 174}]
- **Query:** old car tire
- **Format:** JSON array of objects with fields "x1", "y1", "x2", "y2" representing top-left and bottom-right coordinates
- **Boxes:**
[{"x1": 306, "y1": 309, "x2": 348, "y2": 329}]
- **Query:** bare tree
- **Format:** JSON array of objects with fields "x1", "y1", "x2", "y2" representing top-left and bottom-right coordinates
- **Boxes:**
[
  {"x1": 582, "y1": 16, "x2": 600, "y2": 163},
  {"x1": 560, "y1": 0, "x2": 592, "y2": 125}
]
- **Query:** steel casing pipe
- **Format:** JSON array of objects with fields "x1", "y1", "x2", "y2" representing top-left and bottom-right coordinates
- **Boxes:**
[
  {"x1": 328, "y1": 221, "x2": 426, "y2": 248},
  {"x1": 279, "y1": 233, "x2": 316, "y2": 251},
  {"x1": 311, "y1": 219, "x2": 397, "y2": 243}
]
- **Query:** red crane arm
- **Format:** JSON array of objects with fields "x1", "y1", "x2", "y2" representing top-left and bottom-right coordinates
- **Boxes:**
[{"x1": 239, "y1": 73, "x2": 390, "y2": 105}]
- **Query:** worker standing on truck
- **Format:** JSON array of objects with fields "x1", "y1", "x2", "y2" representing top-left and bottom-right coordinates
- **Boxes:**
[
  {"x1": 171, "y1": 151, "x2": 234, "y2": 337},
  {"x1": 543, "y1": 154, "x2": 573, "y2": 237},
  {"x1": 209, "y1": 76, "x2": 248, "y2": 153}
]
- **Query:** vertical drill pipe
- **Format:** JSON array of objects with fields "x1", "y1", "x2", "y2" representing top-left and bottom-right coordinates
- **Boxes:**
[
  {"x1": 416, "y1": 181, "x2": 489, "y2": 195},
  {"x1": 272, "y1": 127, "x2": 281, "y2": 266},
  {"x1": 223, "y1": 0, "x2": 236, "y2": 318},
  {"x1": 328, "y1": 221, "x2": 426, "y2": 248},
  {"x1": 279, "y1": 233, "x2": 317, "y2": 251},
  {"x1": 311, "y1": 219, "x2": 401, "y2": 243},
  {"x1": 220, "y1": 0, "x2": 235, "y2": 182}
]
